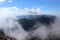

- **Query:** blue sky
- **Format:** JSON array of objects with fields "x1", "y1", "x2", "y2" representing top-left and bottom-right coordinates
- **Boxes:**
[
  {"x1": 0, "y1": 0, "x2": 60, "y2": 16},
  {"x1": 0, "y1": 0, "x2": 60, "y2": 10}
]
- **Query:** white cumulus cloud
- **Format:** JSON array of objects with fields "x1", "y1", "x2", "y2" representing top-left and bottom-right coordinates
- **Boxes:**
[
  {"x1": 0, "y1": 6, "x2": 58, "y2": 19},
  {"x1": 0, "y1": 0, "x2": 5, "y2": 4},
  {"x1": 0, "y1": 0, "x2": 5, "y2": 2},
  {"x1": 0, "y1": 0, "x2": 13, "y2": 4},
  {"x1": 0, "y1": 7, "x2": 18, "y2": 18},
  {"x1": 8, "y1": 0, "x2": 13, "y2": 2}
]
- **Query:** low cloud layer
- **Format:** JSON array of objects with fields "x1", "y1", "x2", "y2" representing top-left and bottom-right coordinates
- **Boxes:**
[{"x1": 0, "y1": 7, "x2": 60, "y2": 40}]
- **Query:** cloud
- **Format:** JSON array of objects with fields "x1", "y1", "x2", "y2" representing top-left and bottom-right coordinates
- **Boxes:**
[
  {"x1": 0, "y1": 7, "x2": 60, "y2": 40},
  {"x1": 0, "y1": 6, "x2": 59, "y2": 18},
  {"x1": 0, "y1": 7, "x2": 19, "y2": 18},
  {"x1": 18, "y1": 8, "x2": 46, "y2": 15},
  {"x1": 0, "y1": 0, "x2": 5, "y2": 2},
  {"x1": 8, "y1": 0, "x2": 13, "y2": 2},
  {"x1": 0, "y1": 7, "x2": 42, "y2": 19},
  {"x1": 0, "y1": 6, "x2": 57, "y2": 19},
  {"x1": 0, "y1": 7, "x2": 19, "y2": 29},
  {"x1": 0, "y1": 7, "x2": 46, "y2": 28},
  {"x1": 23, "y1": 8, "x2": 42, "y2": 15},
  {"x1": 0, "y1": 7, "x2": 43, "y2": 40},
  {"x1": 0, "y1": 0, "x2": 5, "y2": 4},
  {"x1": 0, "y1": 0, "x2": 13, "y2": 4}
]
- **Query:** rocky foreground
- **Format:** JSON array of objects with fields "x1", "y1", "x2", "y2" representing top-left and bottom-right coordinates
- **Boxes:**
[{"x1": 0, "y1": 30, "x2": 16, "y2": 40}]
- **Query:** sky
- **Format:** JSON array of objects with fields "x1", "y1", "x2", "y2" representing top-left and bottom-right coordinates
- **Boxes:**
[
  {"x1": 0, "y1": 0, "x2": 60, "y2": 40},
  {"x1": 0, "y1": 0, "x2": 60, "y2": 16}
]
